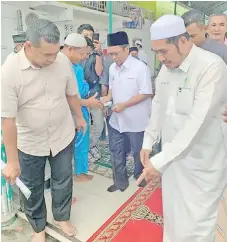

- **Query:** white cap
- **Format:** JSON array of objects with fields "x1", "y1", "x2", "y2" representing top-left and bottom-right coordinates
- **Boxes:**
[
  {"x1": 64, "y1": 33, "x2": 87, "y2": 47},
  {"x1": 150, "y1": 15, "x2": 186, "y2": 40},
  {"x1": 135, "y1": 40, "x2": 142, "y2": 46}
]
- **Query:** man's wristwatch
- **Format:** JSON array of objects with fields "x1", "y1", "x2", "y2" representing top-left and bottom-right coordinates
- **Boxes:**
[{"x1": 94, "y1": 50, "x2": 103, "y2": 56}]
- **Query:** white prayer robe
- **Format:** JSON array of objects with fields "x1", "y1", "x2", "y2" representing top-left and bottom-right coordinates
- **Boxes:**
[{"x1": 143, "y1": 45, "x2": 227, "y2": 242}]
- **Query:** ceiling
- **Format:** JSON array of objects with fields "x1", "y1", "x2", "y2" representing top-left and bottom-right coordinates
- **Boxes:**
[{"x1": 178, "y1": 1, "x2": 227, "y2": 16}]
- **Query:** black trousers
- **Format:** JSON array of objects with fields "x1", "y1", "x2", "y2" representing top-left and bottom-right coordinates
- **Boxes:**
[
  {"x1": 108, "y1": 125, "x2": 144, "y2": 190},
  {"x1": 18, "y1": 140, "x2": 74, "y2": 233}
]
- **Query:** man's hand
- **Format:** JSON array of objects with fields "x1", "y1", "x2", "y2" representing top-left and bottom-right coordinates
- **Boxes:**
[
  {"x1": 136, "y1": 161, "x2": 161, "y2": 185},
  {"x1": 222, "y1": 104, "x2": 227, "y2": 123},
  {"x1": 77, "y1": 117, "x2": 87, "y2": 134},
  {"x1": 93, "y1": 40, "x2": 102, "y2": 52},
  {"x1": 3, "y1": 161, "x2": 20, "y2": 184},
  {"x1": 140, "y1": 149, "x2": 152, "y2": 167},
  {"x1": 103, "y1": 107, "x2": 110, "y2": 118},
  {"x1": 112, "y1": 103, "x2": 126, "y2": 113},
  {"x1": 88, "y1": 93, "x2": 103, "y2": 108}
]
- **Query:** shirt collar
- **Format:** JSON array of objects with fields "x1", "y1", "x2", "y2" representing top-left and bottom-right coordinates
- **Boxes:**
[
  {"x1": 115, "y1": 54, "x2": 132, "y2": 70},
  {"x1": 178, "y1": 44, "x2": 196, "y2": 73},
  {"x1": 19, "y1": 48, "x2": 41, "y2": 70}
]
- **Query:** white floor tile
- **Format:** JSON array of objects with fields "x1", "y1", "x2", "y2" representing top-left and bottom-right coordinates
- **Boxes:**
[{"x1": 45, "y1": 174, "x2": 138, "y2": 242}]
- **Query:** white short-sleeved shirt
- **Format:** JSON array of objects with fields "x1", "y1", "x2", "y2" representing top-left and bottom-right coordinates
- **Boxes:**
[{"x1": 109, "y1": 55, "x2": 152, "y2": 133}]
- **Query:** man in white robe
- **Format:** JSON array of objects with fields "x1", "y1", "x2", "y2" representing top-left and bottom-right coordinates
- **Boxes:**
[{"x1": 137, "y1": 14, "x2": 227, "y2": 242}]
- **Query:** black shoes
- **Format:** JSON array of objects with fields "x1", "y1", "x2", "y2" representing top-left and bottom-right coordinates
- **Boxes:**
[
  {"x1": 107, "y1": 184, "x2": 128, "y2": 193},
  {"x1": 134, "y1": 175, "x2": 147, "y2": 188},
  {"x1": 138, "y1": 178, "x2": 146, "y2": 188},
  {"x1": 107, "y1": 176, "x2": 146, "y2": 193}
]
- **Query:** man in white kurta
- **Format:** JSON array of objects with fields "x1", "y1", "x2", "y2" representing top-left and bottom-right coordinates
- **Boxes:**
[{"x1": 138, "y1": 15, "x2": 227, "y2": 242}]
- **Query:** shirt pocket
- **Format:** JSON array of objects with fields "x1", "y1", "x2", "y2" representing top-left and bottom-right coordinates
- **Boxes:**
[
  {"x1": 122, "y1": 77, "x2": 138, "y2": 96},
  {"x1": 175, "y1": 87, "x2": 194, "y2": 115}
]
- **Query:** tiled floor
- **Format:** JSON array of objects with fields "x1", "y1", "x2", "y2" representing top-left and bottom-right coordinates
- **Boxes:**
[
  {"x1": 45, "y1": 173, "x2": 138, "y2": 242},
  {"x1": 2, "y1": 219, "x2": 58, "y2": 242}
]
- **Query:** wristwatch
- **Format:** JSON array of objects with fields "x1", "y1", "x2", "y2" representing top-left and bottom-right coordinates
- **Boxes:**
[{"x1": 94, "y1": 50, "x2": 103, "y2": 56}]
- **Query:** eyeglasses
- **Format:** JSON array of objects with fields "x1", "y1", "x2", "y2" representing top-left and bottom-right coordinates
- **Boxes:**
[
  {"x1": 109, "y1": 49, "x2": 124, "y2": 57},
  {"x1": 152, "y1": 49, "x2": 169, "y2": 57}
]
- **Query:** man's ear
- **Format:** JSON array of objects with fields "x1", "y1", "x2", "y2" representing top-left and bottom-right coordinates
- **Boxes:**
[
  {"x1": 180, "y1": 36, "x2": 188, "y2": 45},
  {"x1": 24, "y1": 41, "x2": 32, "y2": 50},
  {"x1": 204, "y1": 25, "x2": 208, "y2": 33}
]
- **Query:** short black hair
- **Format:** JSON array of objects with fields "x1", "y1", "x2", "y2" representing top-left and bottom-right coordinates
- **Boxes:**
[
  {"x1": 181, "y1": 10, "x2": 204, "y2": 27},
  {"x1": 77, "y1": 24, "x2": 94, "y2": 34},
  {"x1": 129, "y1": 46, "x2": 138, "y2": 52}
]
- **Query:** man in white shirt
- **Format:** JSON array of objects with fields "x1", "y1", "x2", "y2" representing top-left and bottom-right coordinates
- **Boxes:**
[
  {"x1": 137, "y1": 15, "x2": 227, "y2": 242},
  {"x1": 135, "y1": 40, "x2": 148, "y2": 64},
  {"x1": 102, "y1": 31, "x2": 152, "y2": 192},
  {"x1": 4, "y1": 33, "x2": 26, "y2": 63},
  {"x1": 2, "y1": 19, "x2": 86, "y2": 242}
]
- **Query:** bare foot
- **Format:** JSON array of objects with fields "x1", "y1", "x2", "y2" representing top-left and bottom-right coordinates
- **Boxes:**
[
  {"x1": 74, "y1": 175, "x2": 83, "y2": 182},
  {"x1": 32, "y1": 231, "x2": 46, "y2": 242},
  {"x1": 82, "y1": 174, "x2": 93, "y2": 181},
  {"x1": 74, "y1": 174, "x2": 93, "y2": 182},
  {"x1": 53, "y1": 220, "x2": 76, "y2": 237}
]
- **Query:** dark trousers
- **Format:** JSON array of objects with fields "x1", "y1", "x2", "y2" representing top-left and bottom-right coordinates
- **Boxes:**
[
  {"x1": 18, "y1": 140, "x2": 74, "y2": 233},
  {"x1": 106, "y1": 116, "x2": 130, "y2": 154},
  {"x1": 108, "y1": 125, "x2": 144, "y2": 190}
]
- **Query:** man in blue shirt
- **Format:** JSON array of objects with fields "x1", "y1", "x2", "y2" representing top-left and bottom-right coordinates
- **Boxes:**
[
  {"x1": 62, "y1": 33, "x2": 103, "y2": 182},
  {"x1": 77, "y1": 24, "x2": 104, "y2": 162}
]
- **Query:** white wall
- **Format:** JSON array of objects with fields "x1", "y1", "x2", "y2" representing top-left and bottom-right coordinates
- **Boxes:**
[
  {"x1": 1, "y1": 2, "x2": 20, "y2": 63},
  {"x1": 117, "y1": 20, "x2": 155, "y2": 75},
  {"x1": 60, "y1": 7, "x2": 155, "y2": 75},
  {"x1": 1, "y1": 1, "x2": 155, "y2": 75}
]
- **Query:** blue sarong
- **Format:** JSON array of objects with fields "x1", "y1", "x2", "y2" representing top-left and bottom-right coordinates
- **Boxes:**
[{"x1": 72, "y1": 64, "x2": 90, "y2": 175}]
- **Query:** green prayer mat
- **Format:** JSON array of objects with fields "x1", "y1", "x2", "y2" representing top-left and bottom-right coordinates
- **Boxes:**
[{"x1": 88, "y1": 141, "x2": 160, "y2": 179}]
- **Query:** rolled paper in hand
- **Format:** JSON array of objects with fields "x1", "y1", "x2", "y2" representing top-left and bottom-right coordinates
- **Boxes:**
[
  {"x1": 1, "y1": 161, "x2": 31, "y2": 200},
  {"x1": 104, "y1": 101, "x2": 112, "y2": 108}
]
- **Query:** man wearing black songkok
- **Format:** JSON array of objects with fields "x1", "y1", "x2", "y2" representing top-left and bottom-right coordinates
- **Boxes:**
[{"x1": 102, "y1": 31, "x2": 153, "y2": 192}]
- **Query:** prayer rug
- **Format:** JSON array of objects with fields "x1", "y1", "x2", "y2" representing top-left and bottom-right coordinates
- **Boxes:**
[
  {"x1": 88, "y1": 141, "x2": 134, "y2": 179},
  {"x1": 87, "y1": 179, "x2": 163, "y2": 242},
  {"x1": 88, "y1": 141, "x2": 160, "y2": 179}
]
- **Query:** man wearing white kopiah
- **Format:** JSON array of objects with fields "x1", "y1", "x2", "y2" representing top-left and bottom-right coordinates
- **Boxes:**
[{"x1": 137, "y1": 15, "x2": 227, "y2": 242}]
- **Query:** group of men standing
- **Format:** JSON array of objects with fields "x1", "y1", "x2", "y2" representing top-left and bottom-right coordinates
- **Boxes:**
[
  {"x1": 1, "y1": 18, "x2": 152, "y2": 241},
  {"x1": 1, "y1": 9, "x2": 227, "y2": 242}
]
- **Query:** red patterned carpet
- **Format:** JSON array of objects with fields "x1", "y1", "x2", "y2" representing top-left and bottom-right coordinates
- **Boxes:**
[{"x1": 87, "y1": 180, "x2": 163, "y2": 242}]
